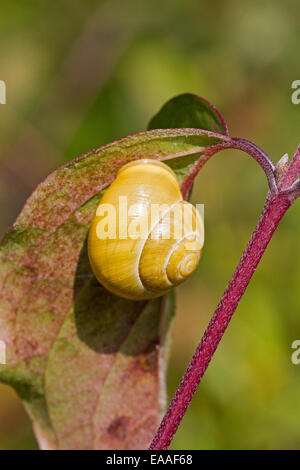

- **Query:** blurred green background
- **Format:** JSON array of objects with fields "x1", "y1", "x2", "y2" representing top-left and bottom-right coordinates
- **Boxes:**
[{"x1": 0, "y1": 0, "x2": 299, "y2": 450}]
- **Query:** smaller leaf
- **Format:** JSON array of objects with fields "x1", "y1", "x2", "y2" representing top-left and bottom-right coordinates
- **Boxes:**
[{"x1": 148, "y1": 93, "x2": 228, "y2": 136}]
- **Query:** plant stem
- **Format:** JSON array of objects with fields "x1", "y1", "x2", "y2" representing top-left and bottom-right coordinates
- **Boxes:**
[
  {"x1": 149, "y1": 191, "x2": 293, "y2": 450},
  {"x1": 181, "y1": 138, "x2": 277, "y2": 200},
  {"x1": 279, "y1": 146, "x2": 300, "y2": 190}
]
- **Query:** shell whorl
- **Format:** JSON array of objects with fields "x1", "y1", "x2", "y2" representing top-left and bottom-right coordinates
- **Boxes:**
[{"x1": 88, "y1": 159, "x2": 204, "y2": 300}]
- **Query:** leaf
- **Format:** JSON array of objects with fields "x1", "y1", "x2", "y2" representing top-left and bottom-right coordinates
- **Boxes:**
[
  {"x1": 148, "y1": 93, "x2": 229, "y2": 136},
  {"x1": 0, "y1": 114, "x2": 229, "y2": 448}
]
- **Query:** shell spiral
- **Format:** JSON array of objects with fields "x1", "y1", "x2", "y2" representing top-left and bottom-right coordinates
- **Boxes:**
[{"x1": 88, "y1": 159, "x2": 204, "y2": 300}]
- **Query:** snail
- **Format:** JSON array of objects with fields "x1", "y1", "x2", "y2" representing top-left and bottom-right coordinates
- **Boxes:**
[{"x1": 88, "y1": 159, "x2": 204, "y2": 300}]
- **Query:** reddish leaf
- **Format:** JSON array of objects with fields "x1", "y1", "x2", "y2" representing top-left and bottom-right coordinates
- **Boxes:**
[{"x1": 0, "y1": 116, "x2": 229, "y2": 448}]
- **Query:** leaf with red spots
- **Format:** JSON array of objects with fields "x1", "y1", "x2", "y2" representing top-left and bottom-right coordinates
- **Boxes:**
[{"x1": 0, "y1": 98, "x2": 229, "y2": 449}]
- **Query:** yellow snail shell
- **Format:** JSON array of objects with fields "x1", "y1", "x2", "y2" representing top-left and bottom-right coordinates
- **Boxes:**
[{"x1": 88, "y1": 159, "x2": 204, "y2": 300}]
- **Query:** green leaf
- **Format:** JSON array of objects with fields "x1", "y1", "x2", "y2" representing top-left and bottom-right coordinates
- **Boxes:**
[
  {"x1": 0, "y1": 125, "x2": 229, "y2": 449},
  {"x1": 148, "y1": 93, "x2": 228, "y2": 136}
]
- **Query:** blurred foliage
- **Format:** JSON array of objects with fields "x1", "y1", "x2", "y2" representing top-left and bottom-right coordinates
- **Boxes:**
[{"x1": 0, "y1": 0, "x2": 299, "y2": 450}]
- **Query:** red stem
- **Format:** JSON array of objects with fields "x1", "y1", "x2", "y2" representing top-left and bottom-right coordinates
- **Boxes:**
[
  {"x1": 149, "y1": 190, "x2": 294, "y2": 450},
  {"x1": 181, "y1": 137, "x2": 277, "y2": 200},
  {"x1": 149, "y1": 144, "x2": 300, "y2": 450}
]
